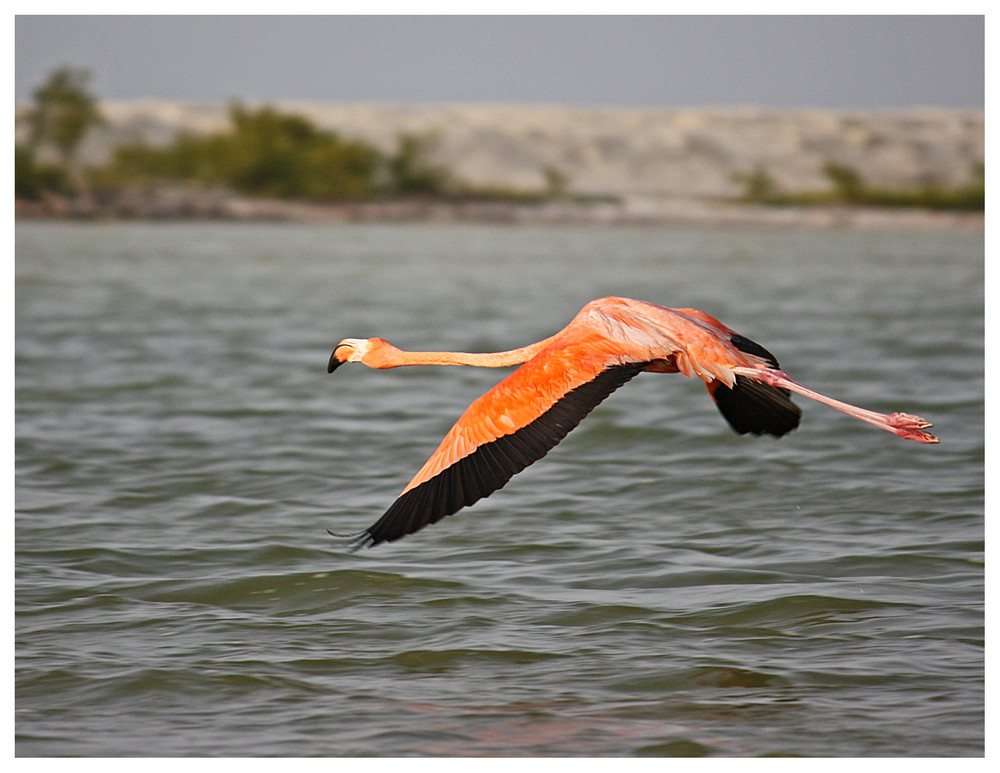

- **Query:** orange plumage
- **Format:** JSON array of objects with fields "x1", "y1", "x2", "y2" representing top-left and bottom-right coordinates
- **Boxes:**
[{"x1": 328, "y1": 297, "x2": 936, "y2": 548}]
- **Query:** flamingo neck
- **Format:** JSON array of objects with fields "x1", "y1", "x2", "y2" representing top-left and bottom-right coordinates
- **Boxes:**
[{"x1": 368, "y1": 338, "x2": 553, "y2": 368}]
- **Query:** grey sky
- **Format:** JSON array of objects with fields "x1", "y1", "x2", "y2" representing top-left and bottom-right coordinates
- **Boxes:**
[{"x1": 15, "y1": 15, "x2": 984, "y2": 108}]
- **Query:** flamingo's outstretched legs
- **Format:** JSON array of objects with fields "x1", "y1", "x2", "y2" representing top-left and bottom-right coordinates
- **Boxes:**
[{"x1": 732, "y1": 367, "x2": 938, "y2": 444}]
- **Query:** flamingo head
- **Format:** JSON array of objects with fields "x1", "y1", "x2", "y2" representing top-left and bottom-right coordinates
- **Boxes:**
[
  {"x1": 328, "y1": 338, "x2": 374, "y2": 373},
  {"x1": 328, "y1": 337, "x2": 402, "y2": 372}
]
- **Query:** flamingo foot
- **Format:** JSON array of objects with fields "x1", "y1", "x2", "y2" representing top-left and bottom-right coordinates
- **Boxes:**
[{"x1": 885, "y1": 412, "x2": 939, "y2": 444}]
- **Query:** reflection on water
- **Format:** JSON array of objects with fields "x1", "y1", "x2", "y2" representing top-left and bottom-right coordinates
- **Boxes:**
[{"x1": 16, "y1": 222, "x2": 983, "y2": 756}]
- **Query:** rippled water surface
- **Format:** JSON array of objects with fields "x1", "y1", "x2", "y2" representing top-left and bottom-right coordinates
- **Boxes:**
[{"x1": 16, "y1": 222, "x2": 983, "y2": 756}]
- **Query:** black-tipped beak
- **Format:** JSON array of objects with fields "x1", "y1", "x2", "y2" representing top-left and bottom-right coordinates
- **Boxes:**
[{"x1": 327, "y1": 350, "x2": 344, "y2": 373}]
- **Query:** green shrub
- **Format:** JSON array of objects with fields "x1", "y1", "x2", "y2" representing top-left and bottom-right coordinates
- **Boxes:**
[{"x1": 104, "y1": 104, "x2": 380, "y2": 200}]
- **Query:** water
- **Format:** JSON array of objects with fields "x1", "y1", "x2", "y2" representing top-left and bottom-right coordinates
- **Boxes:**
[{"x1": 15, "y1": 221, "x2": 983, "y2": 756}]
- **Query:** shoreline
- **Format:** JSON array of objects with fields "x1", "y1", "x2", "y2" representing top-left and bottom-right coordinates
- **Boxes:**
[
  {"x1": 18, "y1": 102, "x2": 983, "y2": 232},
  {"x1": 15, "y1": 192, "x2": 984, "y2": 231}
]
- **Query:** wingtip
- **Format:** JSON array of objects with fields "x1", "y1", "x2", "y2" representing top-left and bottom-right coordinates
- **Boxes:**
[{"x1": 327, "y1": 528, "x2": 374, "y2": 552}]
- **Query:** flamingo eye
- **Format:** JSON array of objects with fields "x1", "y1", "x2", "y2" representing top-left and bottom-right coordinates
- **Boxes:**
[{"x1": 337, "y1": 339, "x2": 372, "y2": 362}]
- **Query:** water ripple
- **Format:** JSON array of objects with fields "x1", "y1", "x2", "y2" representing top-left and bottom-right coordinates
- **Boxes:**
[{"x1": 16, "y1": 223, "x2": 983, "y2": 756}]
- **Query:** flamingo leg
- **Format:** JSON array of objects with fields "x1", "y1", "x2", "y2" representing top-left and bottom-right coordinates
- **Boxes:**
[{"x1": 731, "y1": 367, "x2": 939, "y2": 444}]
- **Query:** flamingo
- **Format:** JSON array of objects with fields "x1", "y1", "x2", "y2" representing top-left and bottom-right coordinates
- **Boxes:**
[{"x1": 328, "y1": 297, "x2": 937, "y2": 549}]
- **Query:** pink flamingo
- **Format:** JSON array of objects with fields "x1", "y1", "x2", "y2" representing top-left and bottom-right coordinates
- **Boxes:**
[{"x1": 329, "y1": 297, "x2": 937, "y2": 548}]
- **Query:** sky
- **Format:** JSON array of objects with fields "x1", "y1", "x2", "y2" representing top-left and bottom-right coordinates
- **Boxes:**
[{"x1": 14, "y1": 14, "x2": 985, "y2": 109}]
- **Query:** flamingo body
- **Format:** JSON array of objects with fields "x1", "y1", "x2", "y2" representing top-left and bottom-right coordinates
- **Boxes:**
[{"x1": 328, "y1": 297, "x2": 937, "y2": 549}]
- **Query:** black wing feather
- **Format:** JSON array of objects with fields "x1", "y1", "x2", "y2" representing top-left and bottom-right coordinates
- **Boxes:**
[
  {"x1": 712, "y1": 334, "x2": 801, "y2": 437},
  {"x1": 353, "y1": 361, "x2": 648, "y2": 549}
]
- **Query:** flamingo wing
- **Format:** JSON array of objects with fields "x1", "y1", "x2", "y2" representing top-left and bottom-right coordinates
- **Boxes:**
[
  {"x1": 349, "y1": 342, "x2": 650, "y2": 549},
  {"x1": 339, "y1": 299, "x2": 804, "y2": 549}
]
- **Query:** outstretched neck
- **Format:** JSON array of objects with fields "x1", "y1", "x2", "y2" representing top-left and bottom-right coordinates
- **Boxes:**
[{"x1": 366, "y1": 337, "x2": 553, "y2": 369}]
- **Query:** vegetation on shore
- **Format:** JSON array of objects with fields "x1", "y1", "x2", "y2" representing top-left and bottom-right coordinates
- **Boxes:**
[
  {"x1": 16, "y1": 67, "x2": 104, "y2": 200},
  {"x1": 16, "y1": 67, "x2": 579, "y2": 208},
  {"x1": 16, "y1": 66, "x2": 985, "y2": 216},
  {"x1": 732, "y1": 161, "x2": 984, "y2": 212}
]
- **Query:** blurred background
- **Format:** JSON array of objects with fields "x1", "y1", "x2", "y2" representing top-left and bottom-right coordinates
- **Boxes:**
[
  {"x1": 16, "y1": 14, "x2": 985, "y2": 757},
  {"x1": 15, "y1": 14, "x2": 985, "y2": 225}
]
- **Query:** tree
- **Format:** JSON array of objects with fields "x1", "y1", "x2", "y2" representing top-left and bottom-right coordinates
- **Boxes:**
[
  {"x1": 15, "y1": 146, "x2": 65, "y2": 200},
  {"x1": 23, "y1": 66, "x2": 103, "y2": 192},
  {"x1": 542, "y1": 165, "x2": 569, "y2": 199},
  {"x1": 822, "y1": 162, "x2": 865, "y2": 204},
  {"x1": 105, "y1": 103, "x2": 379, "y2": 200},
  {"x1": 387, "y1": 132, "x2": 451, "y2": 196},
  {"x1": 732, "y1": 165, "x2": 777, "y2": 203}
]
